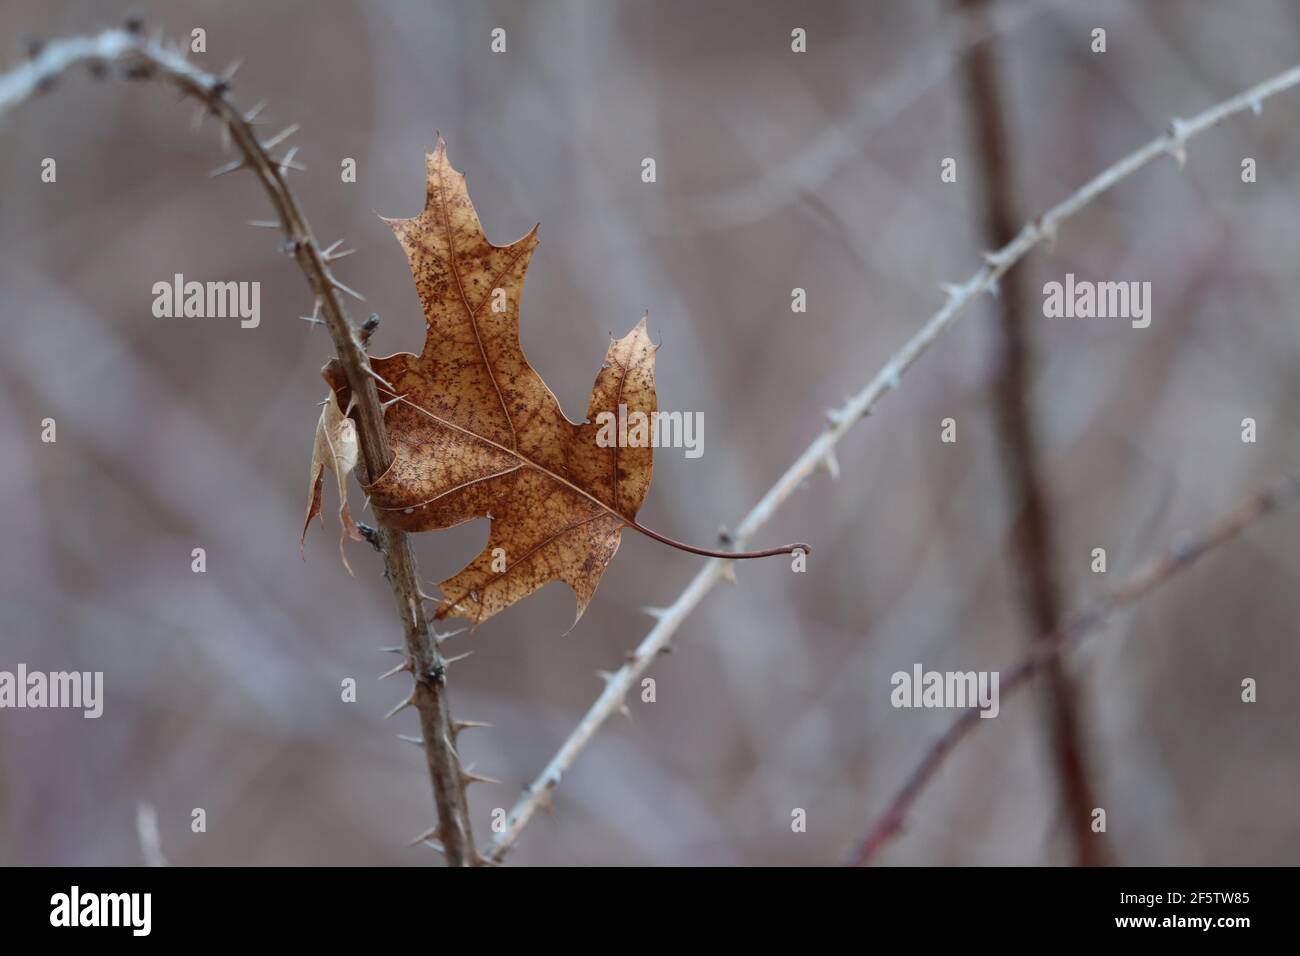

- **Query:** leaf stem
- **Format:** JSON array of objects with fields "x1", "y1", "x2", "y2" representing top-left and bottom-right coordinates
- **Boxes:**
[
  {"x1": 387, "y1": 393, "x2": 809, "y2": 560},
  {"x1": 626, "y1": 520, "x2": 809, "y2": 560}
]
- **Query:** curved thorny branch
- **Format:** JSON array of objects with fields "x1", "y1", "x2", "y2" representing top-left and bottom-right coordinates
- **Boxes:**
[
  {"x1": 852, "y1": 475, "x2": 1300, "y2": 865},
  {"x1": 0, "y1": 23, "x2": 480, "y2": 865},
  {"x1": 488, "y1": 60, "x2": 1300, "y2": 862}
]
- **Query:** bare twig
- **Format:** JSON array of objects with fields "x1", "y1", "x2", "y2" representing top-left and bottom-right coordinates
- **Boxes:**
[
  {"x1": 852, "y1": 475, "x2": 1300, "y2": 865},
  {"x1": 960, "y1": 0, "x2": 1102, "y2": 865},
  {"x1": 488, "y1": 61, "x2": 1300, "y2": 862},
  {"x1": 1, "y1": 26, "x2": 479, "y2": 865}
]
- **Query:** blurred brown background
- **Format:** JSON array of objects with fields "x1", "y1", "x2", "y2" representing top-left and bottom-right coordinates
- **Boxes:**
[{"x1": 2, "y1": 0, "x2": 1299, "y2": 866}]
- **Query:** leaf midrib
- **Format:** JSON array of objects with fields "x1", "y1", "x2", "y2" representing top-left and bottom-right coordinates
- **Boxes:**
[{"x1": 383, "y1": 392, "x2": 636, "y2": 530}]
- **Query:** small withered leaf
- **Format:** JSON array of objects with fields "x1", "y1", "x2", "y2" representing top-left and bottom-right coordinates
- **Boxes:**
[
  {"x1": 302, "y1": 389, "x2": 364, "y2": 574},
  {"x1": 324, "y1": 138, "x2": 656, "y2": 627}
]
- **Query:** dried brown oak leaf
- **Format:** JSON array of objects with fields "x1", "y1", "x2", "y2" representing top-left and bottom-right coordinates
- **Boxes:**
[{"x1": 324, "y1": 138, "x2": 657, "y2": 627}]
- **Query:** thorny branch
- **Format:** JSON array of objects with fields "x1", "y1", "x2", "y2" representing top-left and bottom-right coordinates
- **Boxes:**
[
  {"x1": 960, "y1": 0, "x2": 1102, "y2": 865},
  {"x1": 0, "y1": 24, "x2": 480, "y2": 865},
  {"x1": 488, "y1": 60, "x2": 1300, "y2": 862},
  {"x1": 852, "y1": 475, "x2": 1300, "y2": 865}
]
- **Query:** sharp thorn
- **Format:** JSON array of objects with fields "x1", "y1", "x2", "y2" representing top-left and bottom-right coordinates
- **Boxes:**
[
  {"x1": 330, "y1": 276, "x2": 366, "y2": 301},
  {"x1": 406, "y1": 825, "x2": 442, "y2": 848},
  {"x1": 324, "y1": 246, "x2": 356, "y2": 263},
  {"x1": 443, "y1": 651, "x2": 473, "y2": 667},
  {"x1": 208, "y1": 158, "x2": 244, "y2": 178},
  {"x1": 277, "y1": 146, "x2": 302, "y2": 174},
  {"x1": 378, "y1": 645, "x2": 403, "y2": 654},
  {"x1": 453, "y1": 719, "x2": 493, "y2": 739},
  {"x1": 820, "y1": 448, "x2": 841, "y2": 480},
  {"x1": 378, "y1": 659, "x2": 413, "y2": 680},
  {"x1": 396, "y1": 734, "x2": 424, "y2": 746},
  {"x1": 384, "y1": 694, "x2": 416, "y2": 720},
  {"x1": 261, "y1": 123, "x2": 300, "y2": 150},
  {"x1": 246, "y1": 219, "x2": 281, "y2": 229},
  {"x1": 244, "y1": 99, "x2": 267, "y2": 123},
  {"x1": 380, "y1": 393, "x2": 407, "y2": 411},
  {"x1": 363, "y1": 364, "x2": 395, "y2": 390},
  {"x1": 221, "y1": 57, "x2": 243, "y2": 81},
  {"x1": 435, "y1": 626, "x2": 467, "y2": 644}
]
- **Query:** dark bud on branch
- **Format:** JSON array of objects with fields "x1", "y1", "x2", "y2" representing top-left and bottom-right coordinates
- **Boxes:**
[{"x1": 361, "y1": 313, "x2": 380, "y2": 346}]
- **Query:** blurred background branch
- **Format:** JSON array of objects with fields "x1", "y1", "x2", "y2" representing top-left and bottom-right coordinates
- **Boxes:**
[
  {"x1": 854, "y1": 474, "x2": 1300, "y2": 865},
  {"x1": 959, "y1": 0, "x2": 1102, "y2": 865}
]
